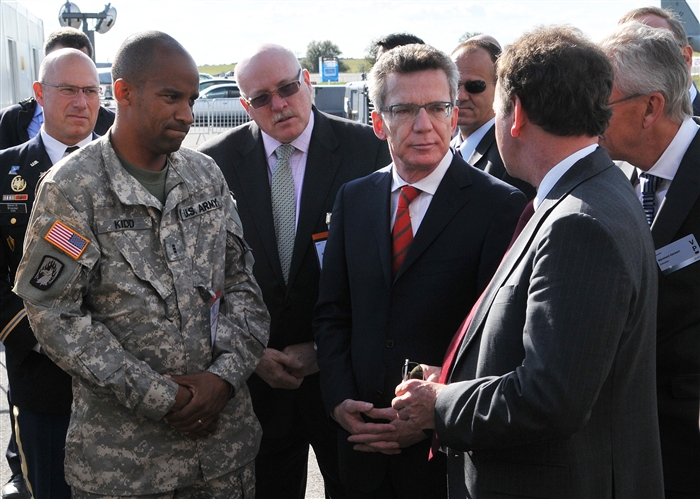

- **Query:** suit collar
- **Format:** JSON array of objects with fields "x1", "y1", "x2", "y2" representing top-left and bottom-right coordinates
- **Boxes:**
[
  {"x1": 467, "y1": 123, "x2": 496, "y2": 166},
  {"x1": 651, "y1": 124, "x2": 700, "y2": 248}
]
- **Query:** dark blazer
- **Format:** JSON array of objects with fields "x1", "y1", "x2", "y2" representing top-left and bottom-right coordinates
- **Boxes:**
[
  {"x1": 0, "y1": 97, "x2": 114, "y2": 150},
  {"x1": 0, "y1": 134, "x2": 72, "y2": 414},
  {"x1": 436, "y1": 147, "x2": 664, "y2": 498},
  {"x1": 692, "y1": 83, "x2": 700, "y2": 117},
  {"x1": 454, "y1": 125, "x2": 536, "y2": 200},
  {"x1": 313, "y1": 154, "x2": 526, "y2": 490},
  {"x1": 199, "y1": 107, "x2": 391, "y2": 436},
  {"x1": 624, "y1": 124, "x2": 700, "y2": 494}
]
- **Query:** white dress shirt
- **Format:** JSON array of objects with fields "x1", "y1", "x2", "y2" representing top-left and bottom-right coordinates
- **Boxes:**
[
  {"x1": 535, "y1": 144, "x2": 599, "y2": 210},
  {"x1": 40, "y1": 127, "x2": 94, "y2": 165}
]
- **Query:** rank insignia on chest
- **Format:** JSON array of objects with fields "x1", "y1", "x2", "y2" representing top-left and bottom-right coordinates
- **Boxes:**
[
  {"x1": 10, "y1": 176, "x2": 27, "y2": 193},
  {"x1": 44, "y1": 220, "x2": 89, "y2": 259}
]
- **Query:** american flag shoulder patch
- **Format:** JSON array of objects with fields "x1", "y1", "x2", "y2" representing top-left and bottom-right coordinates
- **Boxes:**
[{"x1": 44, "y1": 220, "x2": 89, "y2": 259}]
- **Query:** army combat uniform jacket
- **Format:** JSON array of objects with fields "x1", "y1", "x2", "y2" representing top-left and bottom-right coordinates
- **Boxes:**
[{"x1": 13, "y1": 134, "x2": 270, "y2": 495}]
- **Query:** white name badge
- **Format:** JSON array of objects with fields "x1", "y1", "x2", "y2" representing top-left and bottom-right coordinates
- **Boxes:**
[{"x1": 655, "y1": 234, "x2": 700, "y2": 275}]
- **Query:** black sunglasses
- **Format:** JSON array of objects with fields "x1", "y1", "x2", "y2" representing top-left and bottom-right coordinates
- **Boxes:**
[
  {"x1": 244, "y1": 69, "x2": 303, "y2": 109},
  {"x1": 462, "y1": 80, "x2": 487, "y2": 94}
]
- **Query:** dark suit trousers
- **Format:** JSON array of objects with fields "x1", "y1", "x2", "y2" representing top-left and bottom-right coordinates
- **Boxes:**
[
  {"x1": 14, "y1": 406, "x2": 70, "y2": 499},
  {"x1": 255, "y1": 373, "x2": 344, "y2": 499},
  {"x1": 342, "y1": 440, "x2": 447, "y2": 499}
]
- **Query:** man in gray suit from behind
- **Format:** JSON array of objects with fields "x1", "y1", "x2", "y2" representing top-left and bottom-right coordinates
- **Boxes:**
[{"x1": 392, "y1": 26, "x2": 664, "y2": 498}]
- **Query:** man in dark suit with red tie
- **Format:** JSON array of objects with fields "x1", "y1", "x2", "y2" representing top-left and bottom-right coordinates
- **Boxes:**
[
  {"x1": 313, "y1": 44, "x2": 525, "y2": 498},
  {"x1": 392, "y1": 26, "x2": 663, "y2": 498},
  {"x1": 599, "y1": 22, "x2": 700, "y2": 498}
]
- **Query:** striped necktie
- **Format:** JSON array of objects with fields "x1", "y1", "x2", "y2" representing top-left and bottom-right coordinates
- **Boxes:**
[
  {"x1": 392, "y1": 185, "x2": 421, "y2": 276},
  {"x1": 271, "y1": 144, "x2": 296, "y2": 284},
  {"x1": 639, "y1": 172, "x2": 661, "y2": 226}
]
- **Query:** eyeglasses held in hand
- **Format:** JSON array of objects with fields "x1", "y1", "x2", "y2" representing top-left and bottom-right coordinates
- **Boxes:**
[
  {"x1": 41, "y1": 83, "x2": 100, "y2": 99},
  {"x1": 244, "y1": 69, "x2": 303, "y2": 109},
  {"x1": 461, "y1": 80, "x2": 487, "y2": 94},
  {"x1": 379, "y1": 102, "x2": 454, "y2": 124},
  {"x1": 402, "y1": 359, "x2": 424, "y2": 382}
]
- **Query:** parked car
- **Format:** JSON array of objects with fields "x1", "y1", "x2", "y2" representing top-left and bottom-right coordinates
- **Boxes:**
[
  {"x1": 98, "y1": 68, "x2": 114, "y2": 108},
  {"x1": 199, "y1": 77, "x2": 235, "y2": 92},
  {"x1": 192, "y1": 83, "x2": 249, "y2": 127},
  {"x1": 199, "y1": 73, "x2": 213, "y2": 81}
]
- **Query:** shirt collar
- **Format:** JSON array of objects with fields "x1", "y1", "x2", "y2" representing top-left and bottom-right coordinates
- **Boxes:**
[
  {"x1": 33, "y1": 103, "x2": 43, "y2": 119},
  {"x1": 391, "y1": 149, "x2": 454, "y2": 196},
  {"x1": 689, "y1": 82, "x2": 698, "y2": 104},
  {"x1": 40, "y1": 126, "x2": 94, "y2": 165},
  {"x1": 535, "y1": 144, "x2": 599, "y2": 210},
  {"x1": 262, "y1": 109, "x2": 314, "y2": 159},
  {"x1": 638, "y1": 117, "x2": 699, "y2": 181}
]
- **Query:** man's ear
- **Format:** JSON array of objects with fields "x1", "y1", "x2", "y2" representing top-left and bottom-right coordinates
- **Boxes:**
[
  {"x1": 113, "y1": 78, "x2": 133, "y2": 106},
  {"x1": 372, "y1": 110, "x2": 388, "y2": 140},
  {"x1": 511, "y1": 96, "x2": 526, "y2": 138},
  {"x1": 33, "y1": 82, "x2": 44, "y2": 107},
  {"x1": 641, "y1": 92, "x2": 666, "y2": 129}
]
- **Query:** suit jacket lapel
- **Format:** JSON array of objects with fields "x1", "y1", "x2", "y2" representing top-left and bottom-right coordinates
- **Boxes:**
[
  {"x1": 467, "y1": 125, "x2": 495, "y2": 168},
  {"x1": 30, "y1": 135, "x2": 53, "y2": 169},
  {"x1": 650, "y1": 127, "x2": 700, "y2": 248},
  {"x1": 452, "y1": 148, "x2": 613, "y2": 370},
  {"x1": 288, "y1": 108, "x2": 342, "y2": 288},
  {"x1": 233, "y1": 123, "x2": 284, "y2": 284},
  {"x1": 395, "y1": 156, "x2": 472, "y2": 281},
  {"x1": 372, "y1": 171, "x2": 393, "y2": 289}
]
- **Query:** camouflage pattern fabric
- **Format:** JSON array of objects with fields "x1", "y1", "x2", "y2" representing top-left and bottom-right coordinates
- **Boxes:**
[{"x1": 13, "y1": 134, "x2": 270, "y2": 495}]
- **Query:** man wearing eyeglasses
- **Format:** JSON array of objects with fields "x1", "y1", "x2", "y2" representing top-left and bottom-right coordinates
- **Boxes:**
[
  {"x1": 450, "y1": 37, "x2": 536, "y2": 201},
  {"x1": 392, "y1": 27, "x2": 663, "y2": 498},
  {"x1": 599, "y1": 22, "x2": 700, "y2": 499},
  {"x1": 0, "y1": 27, "x2": 115, "y2": 151},
  {"x1": 313, "y1": 44, "x2": 525, "y2": 498},
  {"x1": 0, "y1": 48, "x2": 100, "y2": 499},
  {"x1": 199, "y1": 44, "x2": 390, "y2": 499}
]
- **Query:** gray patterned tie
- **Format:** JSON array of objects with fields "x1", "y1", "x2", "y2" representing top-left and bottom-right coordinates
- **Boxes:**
[{"x1": 271, "y1": 144, "x2": 296, "y2": 284}]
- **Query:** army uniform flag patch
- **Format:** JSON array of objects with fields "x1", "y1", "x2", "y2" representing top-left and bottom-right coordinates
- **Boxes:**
[{"x1": 44, "y1": 220, "x2": 89, "y2": 259}]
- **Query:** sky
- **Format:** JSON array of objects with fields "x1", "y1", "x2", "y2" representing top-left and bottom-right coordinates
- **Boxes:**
[{"x1": 9, "y1": 0, "x2": 700, "y2": 65}]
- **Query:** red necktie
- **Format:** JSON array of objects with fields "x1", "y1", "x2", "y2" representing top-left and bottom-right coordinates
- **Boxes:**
[
  {"x1": 392, "y1": 185, "x2": 421, "y2": 276},
  {"x1": 430, "y1": 200, "x2": 535, "y2": 458}
]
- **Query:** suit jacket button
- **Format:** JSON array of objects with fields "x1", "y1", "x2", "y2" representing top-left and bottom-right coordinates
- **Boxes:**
[{"x1": 385, "y1": 339, "x2": 394, "y2": 348}]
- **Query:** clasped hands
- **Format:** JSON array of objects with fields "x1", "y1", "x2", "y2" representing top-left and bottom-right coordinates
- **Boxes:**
[
  {"x1": 163, "y1": 371, "x2": 230, "y2": 441},
  {"x1": 334, "y1": 364, "x2": 446, "y2": 454},
  {"x1": 255, "y1": 341, "x2": 319, "y2": 389}
]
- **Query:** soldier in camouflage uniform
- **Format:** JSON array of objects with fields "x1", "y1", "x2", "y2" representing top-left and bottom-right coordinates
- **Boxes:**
[{"x1": 13, "y1": 31, "x2": 270, "y2": 498}]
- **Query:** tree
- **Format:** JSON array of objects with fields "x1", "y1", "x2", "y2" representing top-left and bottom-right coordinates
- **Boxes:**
[
  {"x1": 458, "y1": 31, "x2": 483, "y2": 43},
  {"x1": 302, "y1": 40, "x2": 349, "y2": 73}
]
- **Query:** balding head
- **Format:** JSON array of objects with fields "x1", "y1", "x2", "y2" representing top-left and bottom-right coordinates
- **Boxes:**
[
  {"x1": 34, "y1": 48, "x2": 99, "y2": 145},
  {"x1": 235, "y1": 44, "x2": 313, "y2": 144},
  {"x1": 468, "y1": 34, "x2": 502, "y2": 50}
]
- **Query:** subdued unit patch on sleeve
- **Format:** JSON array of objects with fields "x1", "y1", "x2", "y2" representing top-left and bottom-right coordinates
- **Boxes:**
[
  {"x1": 44, "y1": 220, "x2": 89, "y2": 259},
  {"x1": 29, "y1": 255, "x2": 65, "y2": 290}
]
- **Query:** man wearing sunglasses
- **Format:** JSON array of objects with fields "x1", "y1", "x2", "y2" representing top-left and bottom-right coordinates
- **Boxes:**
[
  {"x1": 0, "y1": 48, "x2": 100, "y2": 499},
  {"x1": 199, "y1": 44, "x2": 390, "y2": 499},
  {"x1": 313, "y1": 44, "x2": 525, "y2": 498},
  {"x1": 450, "y1": 37, "x2": 536, "y2": 201}
]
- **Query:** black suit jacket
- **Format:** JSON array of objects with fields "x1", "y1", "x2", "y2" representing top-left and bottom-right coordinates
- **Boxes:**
[
  {"x1": 0, "y1": 97, "x2": 114, "y2": 150},
  {"x1": 199, "y1": 108, "x2": 391, "y2": 436},
  {"x1": 437, "y1": 148, "x2": 663, "y2": 498},
  {"x1": 627, "y1": 124, "x2": 700, "y2": 494},
  {"x1": 454, "y1": 125, "x2": 536, "y2": 200},
  {"x1": 313, "y1": 154, "x2": 526, "y2": 489},
  {"x1": 0, "y1": 134, "x2": 73, "y2": 414},
  {"x1": 692, "y1": 84, "x2": 700, "y2": 117}
]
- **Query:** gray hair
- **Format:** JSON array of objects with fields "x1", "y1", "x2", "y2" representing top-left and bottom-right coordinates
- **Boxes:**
[
  {"x1": 368, "y1": 44, "x2": 459, "y2": 110},
  {"x1": 600, "y1": 21, "x2": 691, "y2": 123},
  {"x1": 618, "y1": 7, "x2": 688, "y2": 46}
]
